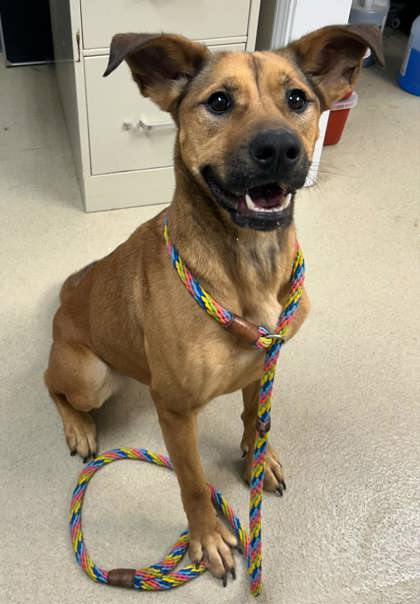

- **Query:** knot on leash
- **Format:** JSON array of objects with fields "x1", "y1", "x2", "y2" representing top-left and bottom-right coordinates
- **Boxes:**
[
  {"x1": 255, "y1": 326, "x2": 284, "y2": 350},
  {"x1": 256, "y1": 417, "x2": 271, "y2": 436}
]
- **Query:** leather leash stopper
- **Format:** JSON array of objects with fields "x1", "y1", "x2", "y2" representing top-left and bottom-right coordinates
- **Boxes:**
[
  {"x1": 225, "y1": 314, "x2": 262, "y2": 346},
  {"x1": 108, "y1": 568, "x2": 136, "y2": 588}
]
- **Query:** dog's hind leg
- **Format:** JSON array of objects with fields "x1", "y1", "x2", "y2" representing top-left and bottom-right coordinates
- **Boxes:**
[
  {"x1": 59, "y1": 261, "x2": 96, "y2": 304},
  {"x1": 241, "y1": 381, "x2": 286, "y2": 494},
  {"x1": 44, "y1": 341, "x2": 117, "y2": 460}
]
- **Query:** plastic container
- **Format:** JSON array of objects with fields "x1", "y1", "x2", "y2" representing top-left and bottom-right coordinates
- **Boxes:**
[
  {"x1": 399, "y1": 15, "x2": 420, "y2": 96},
  {"x1": 324, "y1": 91, "x2": 358, "y2": 146},
  {"x1": 349, "y1": 0, "x2": 389, "y2": 66}
]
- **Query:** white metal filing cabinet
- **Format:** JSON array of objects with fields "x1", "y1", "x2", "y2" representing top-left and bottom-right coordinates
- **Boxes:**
[{"x1": 49, "y1": 1, "x2": 261, "y2": 212}]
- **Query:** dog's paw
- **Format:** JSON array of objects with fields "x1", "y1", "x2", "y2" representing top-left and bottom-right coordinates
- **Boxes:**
[
  {"x1": 243, "y1": 444, "x2": 286, "y2": 494},
  {"x1": 189, "y1": 517, "x2": 237, "y2": 586},
  {"x1": 64, "y1": 411, "x2": 97, "y2": 462},
  {"x1": 262, "y1": 447, "x2": 286, "y2": 494}
]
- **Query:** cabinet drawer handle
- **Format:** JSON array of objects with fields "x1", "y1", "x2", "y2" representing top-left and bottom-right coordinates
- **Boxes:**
[{"x1": 122, "y1": 118, "x2": 175, "y2": 132}]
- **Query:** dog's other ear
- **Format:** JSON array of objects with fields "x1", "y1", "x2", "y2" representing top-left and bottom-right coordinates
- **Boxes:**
[
  {"x1": 103, "y1": 33, "x2": 210, "y2": 113},
  {"x1": 288, "y1": 25, "x2": 384, "y2": 110}
]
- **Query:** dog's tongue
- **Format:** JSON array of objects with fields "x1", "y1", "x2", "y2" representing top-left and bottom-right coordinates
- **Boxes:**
[{"x1": 248, "y1": 183, "x2": 286, "y2": 208}]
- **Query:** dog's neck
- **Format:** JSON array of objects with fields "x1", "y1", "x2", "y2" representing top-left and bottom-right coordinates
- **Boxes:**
[{"x1": 167, "y1": 159, "x2": 299, "y2": 323}]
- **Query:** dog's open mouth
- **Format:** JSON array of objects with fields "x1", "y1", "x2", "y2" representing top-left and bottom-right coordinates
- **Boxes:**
[
  {"x1": 241, "y1": 184, "x2": 291, "y2": 213},
  {"x1": 202, "y1": 166, "x2": 294, "y2": 231}
]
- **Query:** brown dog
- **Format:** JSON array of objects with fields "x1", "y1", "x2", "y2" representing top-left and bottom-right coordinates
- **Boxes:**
[{"x1": 45, "y1": 25, "x2": 383, "y2": 583}]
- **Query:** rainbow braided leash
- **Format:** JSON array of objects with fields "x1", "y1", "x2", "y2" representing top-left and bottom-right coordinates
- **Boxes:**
[
  {"x1": 70, "y1": 218, "x2": 304, "y2": 596},
  {"x1": 164, "y1": 218, "x2": 305, "y2": 595}
]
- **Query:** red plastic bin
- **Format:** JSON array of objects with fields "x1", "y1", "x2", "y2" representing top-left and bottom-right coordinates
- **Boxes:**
[{"x1": 324, "y1": 91, "x2": 358, "y2": 145}]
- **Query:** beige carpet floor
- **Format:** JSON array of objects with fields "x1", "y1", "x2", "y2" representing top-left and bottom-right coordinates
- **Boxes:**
[{"x1": 1, "y1": 32, "x2": 419, "y2": 604}]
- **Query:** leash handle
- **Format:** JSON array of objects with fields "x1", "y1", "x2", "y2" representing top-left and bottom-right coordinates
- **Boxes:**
[{"x1": 69, "y1": 448, "x2": 247, "y2": 591}]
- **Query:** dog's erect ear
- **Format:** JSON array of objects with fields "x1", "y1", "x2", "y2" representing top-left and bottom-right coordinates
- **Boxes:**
[
  {"x1": 103, "y1": 33, "x2": 210, "y2": 112},
  {"x1": 288, "y1": 25, "x2": 384, "y2": 110}
]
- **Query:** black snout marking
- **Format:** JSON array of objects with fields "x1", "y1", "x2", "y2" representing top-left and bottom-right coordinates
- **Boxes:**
[{"x1": 250, "y1": 129, "x2": 302, "y2": 172}]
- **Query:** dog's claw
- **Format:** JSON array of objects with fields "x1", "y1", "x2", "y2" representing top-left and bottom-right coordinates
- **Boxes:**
[
  {"x1": 70, "y1": 450, "x2": 76, "y2": 456},
  {"x1": 194, "y1": 555, "x2": 205, "y2": 570},
  {"x1": 82, "y1": 457, "x2": 88, "y2": 464},
  {"x1": 276, "y1": 486, "x2": 284, "y2": 496},
  {"x1": 231, "y1": 568, "x2": 236, "y2": 580},
  {"x1": 222, "y1": 573, "x2": 227, "y2": 587},
  {"x1": 241, "y1": 450, "x2": 247, "y2": 458},
  {"x1": 92, "y1": 451, "x2": 98, "y2": 459},
  {"x1": 280, "y1": 480, "x2": 287, "y2": 491}
]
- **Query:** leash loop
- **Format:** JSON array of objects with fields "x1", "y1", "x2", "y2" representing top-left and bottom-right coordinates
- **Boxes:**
[{"x1": 69, "y1": 448, "x2": 249, "y2": 591}]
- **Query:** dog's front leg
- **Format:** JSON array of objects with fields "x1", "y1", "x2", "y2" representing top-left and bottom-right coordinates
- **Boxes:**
[
  {"x1": 152, "y1": 392, "x2": 237, "y2": 582},
  {"x1": 241, "y1": 381, "x2": 286, "y2": 495}
]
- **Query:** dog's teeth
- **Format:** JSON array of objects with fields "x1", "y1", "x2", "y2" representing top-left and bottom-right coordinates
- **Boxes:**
[
  {"x1": 245, "y1": 191, "x2": 291, "y2": 213},
  {"x1": 281, "y1": 193, "x2": 291, "y2": 210},
  {"x1": 245, "y1": 193, "x2": 256, "y2": 210}
]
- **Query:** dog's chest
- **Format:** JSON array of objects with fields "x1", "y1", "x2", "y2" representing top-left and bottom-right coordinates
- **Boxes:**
[
  {"x1": 232, "y1": 242, "x2": 287, "y2": 331},
  {"x1": 184, "y1": 340, "x2": 263, "y2": 400},
  {"x1": 181, "y1": 294, "x2": 283, "y2": 400}
]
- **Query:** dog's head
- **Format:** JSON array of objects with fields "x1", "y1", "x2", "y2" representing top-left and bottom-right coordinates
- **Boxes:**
[{"x1": 104, "y1": 26, "x2": 383, "y2": 231}]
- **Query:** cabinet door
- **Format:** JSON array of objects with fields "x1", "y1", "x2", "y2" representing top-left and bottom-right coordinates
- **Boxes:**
[
  {"x1": 85, "y1": 44, "x2": 245, "y2": 175},
  {"x1": 80, "y1": 0, "x2": 251, "y2": 49}
]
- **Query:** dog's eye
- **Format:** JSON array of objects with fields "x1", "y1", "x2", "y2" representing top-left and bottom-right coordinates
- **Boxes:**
[
  {"x1": 287, "y1": 89, "x2": 308, "y2": 113},
  {"x1": 207, "y1": 91, "x2": 232, "y2": 114}
]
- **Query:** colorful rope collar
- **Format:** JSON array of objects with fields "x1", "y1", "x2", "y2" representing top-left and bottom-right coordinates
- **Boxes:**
[{"x1": 69, "y1": 216, "x2": 304, "y2": 598}]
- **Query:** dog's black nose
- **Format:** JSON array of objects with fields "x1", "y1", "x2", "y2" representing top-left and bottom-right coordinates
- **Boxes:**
[{"x1": 250, "y1": 130, "x2": 301, "y2": 171}]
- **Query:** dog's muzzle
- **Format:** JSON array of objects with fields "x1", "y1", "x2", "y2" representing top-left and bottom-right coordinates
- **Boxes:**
[
  {"x1": 201, "y1": 166, "x2": 297, "y2": 231},
  {"x1": 201, "y1": 129, "x2": 309, "y2": 231}
]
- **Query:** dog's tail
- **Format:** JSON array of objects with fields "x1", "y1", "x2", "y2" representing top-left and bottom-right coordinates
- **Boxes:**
[{"x1": 60, "y1": 261, "x2": 97, "y2": 303}]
